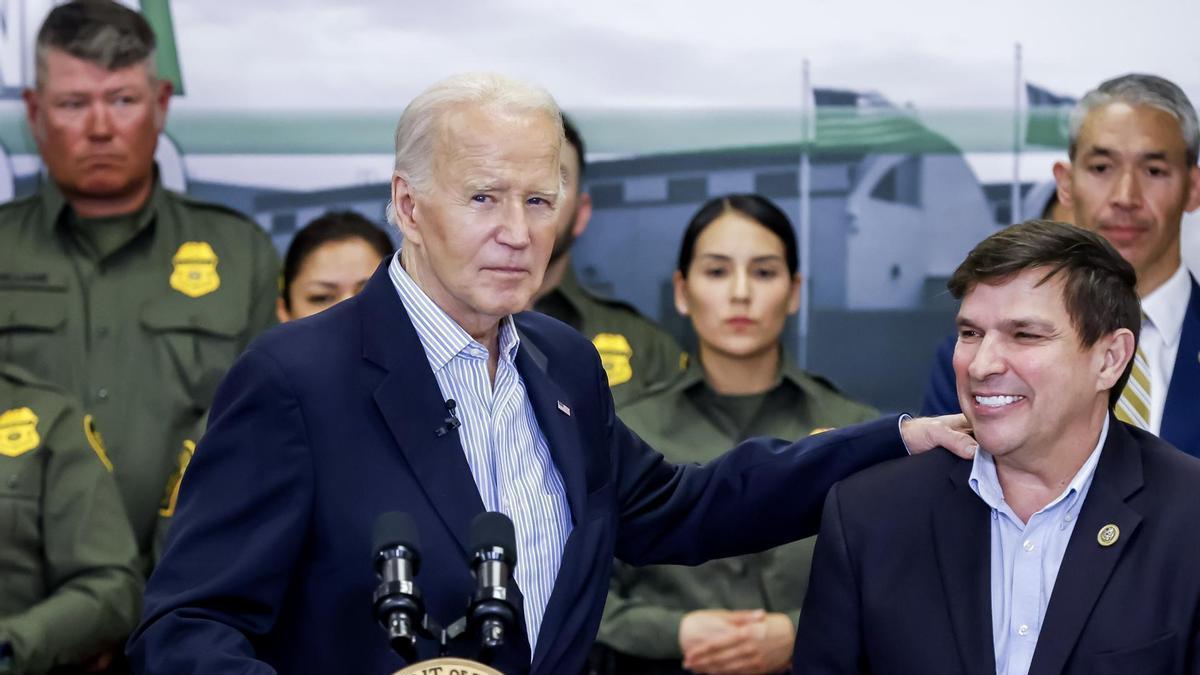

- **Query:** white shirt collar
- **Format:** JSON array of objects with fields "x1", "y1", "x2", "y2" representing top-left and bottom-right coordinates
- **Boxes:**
[{"x1": 1141, "y1": 264, "x2": 1191, "y2": 348}]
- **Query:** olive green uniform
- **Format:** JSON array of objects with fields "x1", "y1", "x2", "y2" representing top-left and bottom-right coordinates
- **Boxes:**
[
  {"x1": 597, "y1": 356, "x2": 877, "y2": 665},
  {"x1": 534, "y1": 268, "x2": 684, "y2": 407},
  {"x1": 0, "y1": 364, "x2": 141, "y2": 675},
  {"x1": 0, "y1": 178, "x2": 279, "y2": 560}
]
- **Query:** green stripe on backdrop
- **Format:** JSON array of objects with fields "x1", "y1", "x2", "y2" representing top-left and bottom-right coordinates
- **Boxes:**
[
  {"x1": 0, "y1": 107, "x2": 1069, "y2": 156},
  {"x1": 140, "y1": 0, "x2": 185, "y2": 96}
]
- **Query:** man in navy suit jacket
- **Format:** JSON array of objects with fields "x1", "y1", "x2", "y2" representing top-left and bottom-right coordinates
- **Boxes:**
[
  {"x1": 126, "y1": 73, "x2": 973, "y2": 675},
  {"x1": 796, "y1": 220, "x2": 1200, "y2": 675},
  {"x1": 922, "y1": 74, "x2": 1200, "y2": 459}
]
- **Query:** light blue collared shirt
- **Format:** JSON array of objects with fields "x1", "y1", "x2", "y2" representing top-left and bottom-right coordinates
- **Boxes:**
[
  {"x1": 968, "y1": 416, "x2": 1109, "y2": 675},
  {"x1": 389, "y1": 253, "x2": 573, "y2": 652}
]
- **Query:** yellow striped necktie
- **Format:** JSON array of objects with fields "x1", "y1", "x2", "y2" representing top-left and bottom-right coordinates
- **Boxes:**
[{"x1": 1115, "y1": 341, "x2": 1152, "y2": 430}]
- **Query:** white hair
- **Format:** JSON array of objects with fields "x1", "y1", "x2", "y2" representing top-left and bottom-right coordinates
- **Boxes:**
[
  {"x1": 387, "y1": 72, "x2": 564, "y2": 225},
  {"x1": 1069, "y1": 73, "x2": 1200, "y2": 166}
]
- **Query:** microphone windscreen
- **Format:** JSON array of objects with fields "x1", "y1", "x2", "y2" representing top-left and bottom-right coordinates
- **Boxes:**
[
  {"x1": 470, "y1": 511, "x2": 517, "y2": 565},
  {"x1": 373, "y1": 511, "x2": 420, "y2": 555}
]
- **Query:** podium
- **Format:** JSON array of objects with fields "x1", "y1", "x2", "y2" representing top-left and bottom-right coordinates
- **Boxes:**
[{"x1": 394, "y1": 657, "x2": 503, "y2": 675}]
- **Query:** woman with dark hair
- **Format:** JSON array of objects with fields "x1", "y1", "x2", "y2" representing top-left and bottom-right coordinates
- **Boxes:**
[
  {"x1": 276, "y1": 211, "x2": 395, "y2": 322},
  {"x1": 595, "y1": 195, "x2": 877, "y2": 674}
]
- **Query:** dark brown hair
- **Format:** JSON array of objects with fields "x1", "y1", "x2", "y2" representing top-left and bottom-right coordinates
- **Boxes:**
[
  {"x1": 948, "y1": 219, "x2": 1140, "y2": 408},
  {"x1": 281, "y1": 211, "x2": 394, "y2": 310}
]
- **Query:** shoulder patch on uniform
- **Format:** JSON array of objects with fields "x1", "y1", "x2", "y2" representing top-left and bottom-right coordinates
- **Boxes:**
[
  {"x1": 170, "y1": 241, "x2": 221, "y2": 297},
  {"x1": 0, "y1": 407, "x2": 40, "y2": 457},
  {"x1": 83, "y1": 414, "x2": 114, "y2": 472},
  {"x1": 159, "y1": 439, "x2": 195, "y2": 518},
  {"x1": 593, "y1": 332, "x2": 634, "y2": 386}
]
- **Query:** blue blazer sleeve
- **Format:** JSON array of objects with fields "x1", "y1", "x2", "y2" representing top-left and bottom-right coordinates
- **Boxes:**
[
  {"x1": 127, "y1": 348, "x2": 315, "y2": 674},
  {"x1": 599, "y1": 346, "x2": 907, "y2": 567},
  {"x1": 920, "y1": 334, "x2": 961, "y2": 417}
]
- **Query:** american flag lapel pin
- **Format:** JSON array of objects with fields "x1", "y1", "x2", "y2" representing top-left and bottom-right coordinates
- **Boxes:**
[{"x1": 557, "y1": 400, "x2": 572, "y2": 416}]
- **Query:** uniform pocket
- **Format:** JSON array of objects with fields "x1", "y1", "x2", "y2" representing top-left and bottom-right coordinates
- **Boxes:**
[
  {"x1": 140, "y1": 295, "x2": 248, "y2": 406},
  {"x1": 0, "y1": 279, "x2": 68, "y2": 371}
]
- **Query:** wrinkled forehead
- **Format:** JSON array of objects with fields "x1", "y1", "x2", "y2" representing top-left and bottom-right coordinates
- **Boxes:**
[{"x1": 435, "y1": 104, "x2": 561, "y2": 166}]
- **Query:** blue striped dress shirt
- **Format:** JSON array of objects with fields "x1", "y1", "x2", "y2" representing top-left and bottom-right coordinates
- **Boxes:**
[
  {"x1": 388, "y1": 253, "x2": 573, "y2": 652},
  {"x1": 968, "y1": 416, "x2": 1108, "y2": 675}
]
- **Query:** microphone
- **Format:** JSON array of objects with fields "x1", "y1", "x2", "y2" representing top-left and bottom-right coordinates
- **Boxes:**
[
  {"x1": 435, "y1": 399, "x2": 461, "y2": 437},
  {"x1": 372, "y1": 512, "x2": 425, "y2": 661},
  {"x1": 467, "y1": 511, "x2": 518, "y2": 658}
]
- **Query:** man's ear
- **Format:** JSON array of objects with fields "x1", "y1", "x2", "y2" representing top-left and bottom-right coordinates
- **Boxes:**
[
  {"x1": 1098, "y1": 328, "x2": 1136, "y2": 393},
  {"x1": 391, "y1": 173, "x2": 422, "y2": 246},
  {"x1": 22, "y1": 89, "x2": 41, "y2": 142},
  {"x1": 572, "y1": 192, "x2": 592, "y2": 238},
  {"x1": 1052, "y1": 160, "x2": 1074, "y2": 210},
  {"x1": 672, "y1": 271, "x2": 690, "y2": 316},
  {"x1": 1184, "y1": 165, "x2": 1200, "y2": 213},
  {"x1": 153, "y1": 79, "x2": 173, "y2": 133}
]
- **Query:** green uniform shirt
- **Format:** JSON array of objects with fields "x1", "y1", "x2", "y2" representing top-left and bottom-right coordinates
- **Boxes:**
[
  {"x1": 534, "y1": 267, "x2": 684, "y2": 407},
  {"x1": 0, "y1": 364, "x2": 141, "y2": 675},
  {"x1": 0, "y1": 178, "x2": 279, "y2": 559},
  {"x1": 597, "y1": 356, "x2": 878, "y2": 660}
]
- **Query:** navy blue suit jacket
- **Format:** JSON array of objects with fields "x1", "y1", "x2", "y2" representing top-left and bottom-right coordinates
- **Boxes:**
[
  {"x1": 794, "y1": 419, "x2": 1200, "y2": 675},
  {"x1": 127, "y1": 263, "x2": 907, "y2": 674},
  {"x1": 921, "y1": 275, "x2": 1200, "y2": 458}
]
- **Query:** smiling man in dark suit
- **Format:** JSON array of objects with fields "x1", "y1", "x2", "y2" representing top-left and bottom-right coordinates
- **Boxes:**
[
  {"x1": 923, "y1": 74, "x2": 1200, "y2": 460},
  {"x1": 125, "y1": 73, "x2": 973, "y2": 675},
  {"x1": 795, "y1": 219, "x2": 1200, "y2": 675}
]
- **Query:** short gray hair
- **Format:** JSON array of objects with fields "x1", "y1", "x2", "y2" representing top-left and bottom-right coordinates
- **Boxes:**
[
  {"x1": 1069, "y1": 73, "x2": 1199, "y2": 166},
  {"x1": 387, "y1": 72, "x2": 564, "y2": 224},
  {"x1": 35, "y1": 0, "x2": 158, "y2": 89}
]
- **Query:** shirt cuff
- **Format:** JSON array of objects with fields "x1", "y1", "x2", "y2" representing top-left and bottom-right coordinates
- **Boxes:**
[{"x1": 898, "y1": 413, "x2": 913, "y2": 455}]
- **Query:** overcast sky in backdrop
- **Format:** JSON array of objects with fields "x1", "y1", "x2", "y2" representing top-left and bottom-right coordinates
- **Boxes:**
[{"x1": 172, "y1": 0, "x2": 1200, "y2": 111}]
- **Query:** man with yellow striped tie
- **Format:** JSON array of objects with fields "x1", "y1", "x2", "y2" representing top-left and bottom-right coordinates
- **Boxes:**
[{"x1": 1052, "y1": 74, "x2": 1200, "y2": 457}]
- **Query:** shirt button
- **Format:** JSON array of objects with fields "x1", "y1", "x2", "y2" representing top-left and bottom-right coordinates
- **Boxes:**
[
  {"x1": 1023, "y1": 540, "x2": 1035, "y2": 552},
  {"x1": 1018, "y1": 624, "x2": 1030, "y2": 636},
  {"x1": 1064, "y1": 514, "x2": 1073, "y2": 522},
  {"x1": 96, "y1": 387, "x2": 110, "y2": 400}
]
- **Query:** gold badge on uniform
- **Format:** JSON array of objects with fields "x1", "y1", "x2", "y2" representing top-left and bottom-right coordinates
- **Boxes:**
[
  {"x1": 0, "y1": 407, "x2": 40, "y2": 457},
  {"x1": 170, "y1": 241, "x2": 221, "y2": 298},
  {"x1": 593, "y1": 333, "x2": 634, "y2": 386}
]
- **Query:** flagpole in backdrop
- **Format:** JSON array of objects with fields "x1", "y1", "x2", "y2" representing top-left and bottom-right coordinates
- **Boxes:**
[
  {"x1": 1011, "y1": 42, "x2": 1023, "y2": 224},
  {"x1": 798, "y1": 58, "x2": 813, "y2": 368}
]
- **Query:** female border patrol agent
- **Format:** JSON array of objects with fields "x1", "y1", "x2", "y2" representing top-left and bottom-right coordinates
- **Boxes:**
[{"x1": 595, "y1": 195, "x2": 878, "y2": 674}]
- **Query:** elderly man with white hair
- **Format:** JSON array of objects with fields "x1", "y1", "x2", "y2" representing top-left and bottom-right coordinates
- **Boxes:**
[{"x1": 127, "y1": 73, "x2": 973, "y2": 675}]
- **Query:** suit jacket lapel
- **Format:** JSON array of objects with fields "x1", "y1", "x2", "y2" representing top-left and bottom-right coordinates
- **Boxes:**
[
  {"x1": 512, "y1": 325, "x2": 587, "y2": 526},
  {"x1": 1161, "y1": 277, "x2": 1200, "y2": 457},
  {"x1": 359, "y1": 263, "x2": 484, "y2": 557},
  {"x1": 932, "y1": 460, "x2": 997, "y2": 675},
  {"x1": 1028, "y1": 419, "x2": 1144, "y2": 675},
  {"x1": 513, "y1": 318, "x2": 593, "y2": 671}
]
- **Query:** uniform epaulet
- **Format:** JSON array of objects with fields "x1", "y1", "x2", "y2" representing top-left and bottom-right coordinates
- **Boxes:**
[
  {"x1": 171, "y1": 191, "x2": 258, "y2": 224},
  {"x1": 806, "y1": 372, "x2": 847, "y2": 395},
  {"x1": 578, "y1": 283, "x2": 649, "y2": 317},
  {"x1": 0, "y1": 193, "x2": 41, "y2": 217}
]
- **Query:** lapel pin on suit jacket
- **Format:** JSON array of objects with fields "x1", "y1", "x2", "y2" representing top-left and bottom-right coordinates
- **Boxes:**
[{"x1": 557, "y1": 401, "x2": 571, "y2": 416}]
